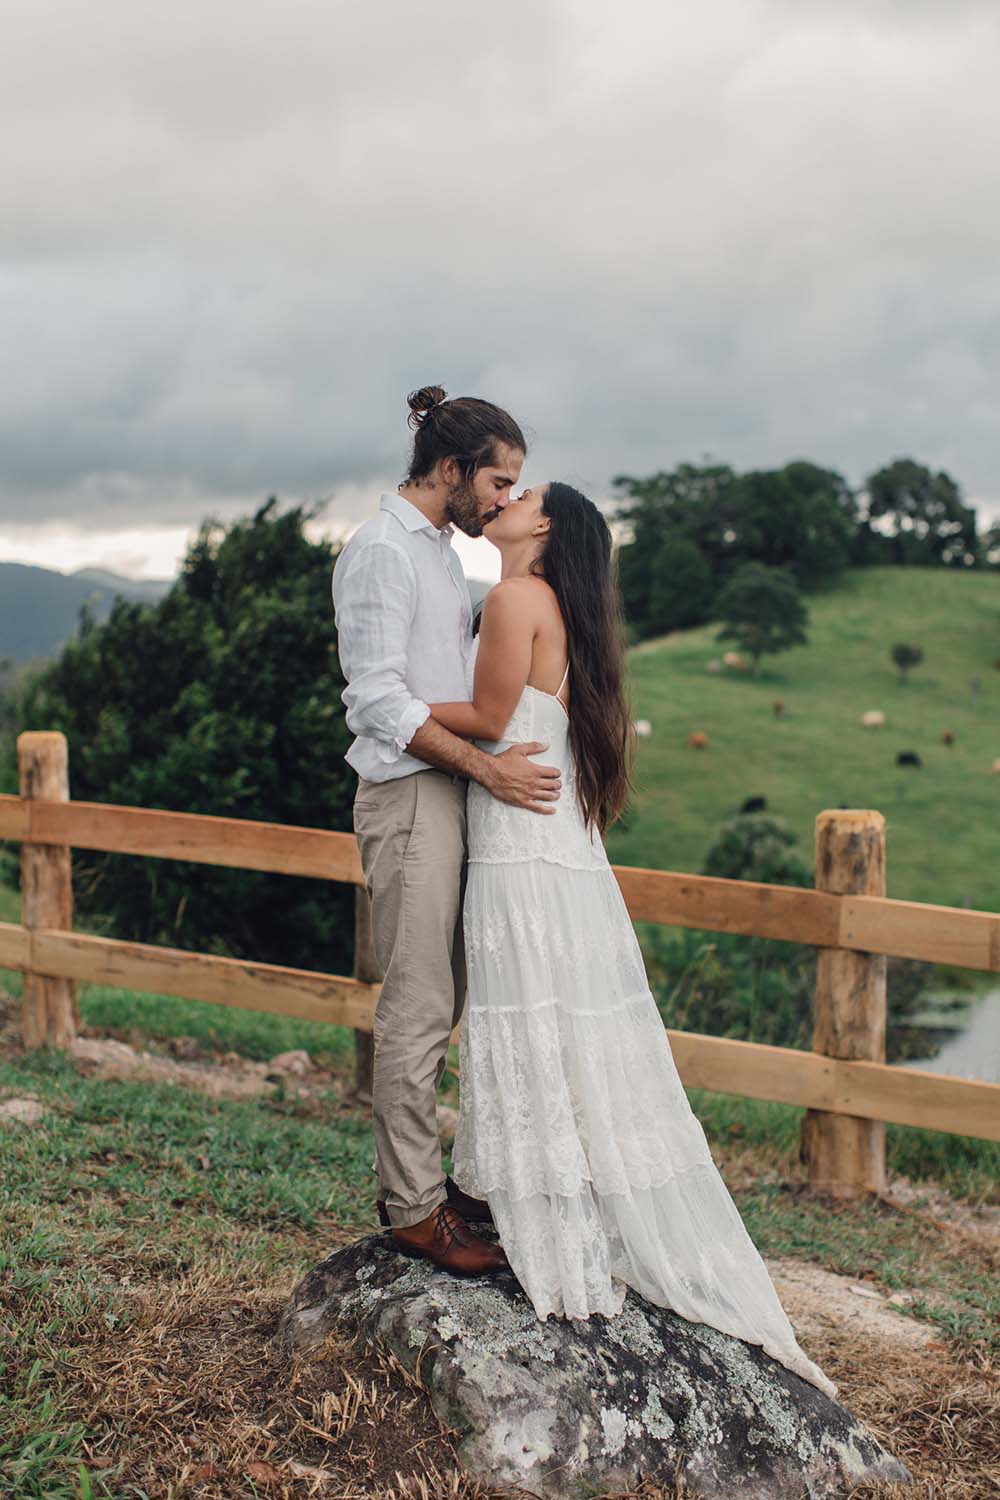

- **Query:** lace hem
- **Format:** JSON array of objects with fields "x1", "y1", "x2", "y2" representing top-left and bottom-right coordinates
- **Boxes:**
[
  {"x1": 462, "y1": 986, "x2": 653, "y2": 1018},
  {"x1": 467, "y1": 851, "x2": 610, "y2": 870},
  {"x1": 456, "y1": 1153, "x2": 729, "y2": 1204}
]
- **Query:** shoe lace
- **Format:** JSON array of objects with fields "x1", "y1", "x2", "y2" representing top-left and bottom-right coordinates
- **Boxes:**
[{"x1": 430, "y1": 1202, "x2": 481, "y2": 1249}]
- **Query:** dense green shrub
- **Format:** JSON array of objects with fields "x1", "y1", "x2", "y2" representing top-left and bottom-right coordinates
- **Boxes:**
[{"x1": 702, "y1": 812, "x2": 812, "y2": 889}]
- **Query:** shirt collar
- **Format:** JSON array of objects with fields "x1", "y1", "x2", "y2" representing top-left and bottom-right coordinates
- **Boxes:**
[{"x1": 379, "y1": 491, "x2": 454, "y2": 540}]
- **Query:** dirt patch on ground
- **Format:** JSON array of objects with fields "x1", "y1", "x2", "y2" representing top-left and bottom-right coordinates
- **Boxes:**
[
  {"x1": 765, "y1": 1256, "x2": 941, "y2": 1359},
  {"x1": 68, "y1": 1035, "x2": 292, "y2": 1099}
]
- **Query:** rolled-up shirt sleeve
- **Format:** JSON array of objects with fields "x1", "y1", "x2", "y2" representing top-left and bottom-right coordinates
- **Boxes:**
[{"x1": 333, "y1": 540, "x2": 431, "y2": 763}]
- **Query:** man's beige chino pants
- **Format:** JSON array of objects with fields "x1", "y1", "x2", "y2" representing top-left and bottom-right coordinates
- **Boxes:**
[{"x1": 352, "y1": 767, "x2": 468, "y2": 1228}]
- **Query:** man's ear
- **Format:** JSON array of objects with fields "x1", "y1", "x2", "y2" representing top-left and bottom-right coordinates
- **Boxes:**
[{"x1": 440, "y1": 454, "x2": 460, "y2": 486}]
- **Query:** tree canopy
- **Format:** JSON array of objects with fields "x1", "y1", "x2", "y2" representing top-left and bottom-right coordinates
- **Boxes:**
[
  {"x1": 863, "y1": 459, "x2": 977, "y2": 567},
  {"x1": 612, "y1": 454, "x2": 989, "y2": 642}
]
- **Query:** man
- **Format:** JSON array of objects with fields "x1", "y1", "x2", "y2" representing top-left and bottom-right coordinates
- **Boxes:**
[{"x1": 332, "y1": 385, "x2": 561, "y2": 1276}]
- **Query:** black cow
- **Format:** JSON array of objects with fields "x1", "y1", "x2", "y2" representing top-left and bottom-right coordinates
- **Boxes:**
[
  {"x1": 740, "y1": 796, "x2": 768, "y2": 813},
  {"x1": 896, "y1": 750, "x2": 922, "y2": 768}
]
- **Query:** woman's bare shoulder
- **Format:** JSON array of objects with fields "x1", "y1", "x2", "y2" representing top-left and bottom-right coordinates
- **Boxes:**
[{"x1": 485, "y1": 575, "x2": 560, "y2": 618}]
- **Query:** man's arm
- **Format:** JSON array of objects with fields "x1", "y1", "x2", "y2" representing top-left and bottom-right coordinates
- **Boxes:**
[
  {"x1": 406, "y1": 716, "x2": 560, "y2": 814},
  {"x1": 333, "y1": 541, "x2": 432, "y2": 763},
  {"x1": 333, "y1": 541, "x2": 560, "y2": 812}
]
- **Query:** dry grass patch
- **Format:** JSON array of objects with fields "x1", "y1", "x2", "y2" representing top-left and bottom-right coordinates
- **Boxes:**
[
  {"x1": 11, "y1": 1242, "x2": 985, "y2": 1500},
  {"x1": 65, "y1": 1260, "x2": 479, "y2": 1499}
]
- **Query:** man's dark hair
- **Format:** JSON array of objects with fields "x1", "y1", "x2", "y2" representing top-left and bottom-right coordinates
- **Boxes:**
[{"x1": 404, "y1": 385, "x2": 526, "y2": 483}]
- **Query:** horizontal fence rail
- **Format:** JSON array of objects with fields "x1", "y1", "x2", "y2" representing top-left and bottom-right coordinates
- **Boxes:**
[
  {"x1": 2, "y1": 794, "x2": 998, "y2": 972},
  {"x1": 2, "y1": 733, "x2": 999, "y2": 1198},
  {"x1": 0, "y1": 921, "x2": 381, "y2": 1030},
  {"x1": 0, "y1": 917, "x2": 995, "y2": 1142}
]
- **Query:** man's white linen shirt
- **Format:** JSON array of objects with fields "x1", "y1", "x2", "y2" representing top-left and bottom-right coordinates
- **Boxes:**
[{"x1": 331, "y1": 492, "x2": 474, "y2": 782}]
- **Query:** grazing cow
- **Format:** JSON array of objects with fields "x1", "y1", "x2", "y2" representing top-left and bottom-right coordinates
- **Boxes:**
[
  {"x1": 740, "y1": 796, "x2": 768, "y2": 813},
  {"x1": 688, "y1": 731, "x2": 709, "y2": 750},
  {"x1": 992, "y1": 758, "x2": 1000, "y2": 775},
  {"x1": 860, "y1": 710, "x2": 886, "y2": 728},
  {"x1": 941, "y1": 729, "x2": 955, "y2": 745},
  {"x1": 772, "y1": 699, "x2": 785, "y2": 717},
  {"x1": 722, "y1": 651, "x2": 747, "y2": 670},
  {"x1": 633, "y1": 719, "x2": 652, "y2": 738},
  {"x1": 896, "y1": 750, "x2": 922, "y2": 768}
]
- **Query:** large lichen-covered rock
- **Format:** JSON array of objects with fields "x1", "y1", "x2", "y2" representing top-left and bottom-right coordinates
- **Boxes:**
[{"x1": 280, "y1": 1232, "x2": 910, "y2": 1499}]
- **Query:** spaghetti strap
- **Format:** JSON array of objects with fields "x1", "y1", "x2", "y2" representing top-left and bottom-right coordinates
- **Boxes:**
[{"x1": 556, "y1": 658, "x2": 570, "y2": 702}]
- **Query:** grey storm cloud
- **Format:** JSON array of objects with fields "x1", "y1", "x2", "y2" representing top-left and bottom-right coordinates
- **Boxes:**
[{"x1": 2, "y1": 0, "x2": 999, "y2": 537}]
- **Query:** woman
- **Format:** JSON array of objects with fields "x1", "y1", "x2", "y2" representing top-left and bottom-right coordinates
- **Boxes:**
[{"x1": 427, "y1": 482, "x2": 837, "y2": 1399}]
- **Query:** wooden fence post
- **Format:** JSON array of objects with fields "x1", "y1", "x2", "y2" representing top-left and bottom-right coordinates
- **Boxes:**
[
  {"x1": 801, "y1": 809, "x2": 887, "y2": 1197},
  {"x1": 350, "y1": 886, "x2": 379, "y2": 1107},
  {"x1": 18, "y1": 731, "x2": 77, "y2": 1050}
]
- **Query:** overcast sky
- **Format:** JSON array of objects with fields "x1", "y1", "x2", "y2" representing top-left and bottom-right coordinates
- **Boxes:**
[{"x1": 2, "y1": 0, "x2": 998, "y2": 581}]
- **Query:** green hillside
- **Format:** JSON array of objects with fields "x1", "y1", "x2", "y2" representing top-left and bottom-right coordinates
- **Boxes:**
[{"x1": 605, "y1": 567, "x2": 1000, "y2": 915}]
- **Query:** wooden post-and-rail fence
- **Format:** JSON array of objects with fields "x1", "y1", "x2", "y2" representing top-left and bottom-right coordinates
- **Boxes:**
[{"x1": 1, "y1": 732, "x2": 998, "y2": 1200}]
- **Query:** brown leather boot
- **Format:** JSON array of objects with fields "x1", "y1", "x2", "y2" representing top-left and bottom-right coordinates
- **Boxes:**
[
  {"x1": 444, "y1": 1175, "x2": 494, "y2": 1225},
  {"x1": 390, "y1": 1202, "x2": 509, "y2": 1277},
  {"x1": 377, "y1": 1175, "x2": 494, "y2": 1227}
]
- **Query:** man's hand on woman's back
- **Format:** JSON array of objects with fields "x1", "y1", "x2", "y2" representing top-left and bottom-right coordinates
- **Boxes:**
[{"x1": 482, "y1": 741, "x2": 561, "y2": 814}]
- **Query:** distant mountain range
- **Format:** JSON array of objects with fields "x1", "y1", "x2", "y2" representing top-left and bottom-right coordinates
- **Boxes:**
[{"x1": 0, "y1": 562, "x2": 173, "y2": 664}]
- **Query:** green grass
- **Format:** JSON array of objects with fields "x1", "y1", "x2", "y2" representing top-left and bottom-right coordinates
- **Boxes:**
[
  {"x1": 0, "y1": 1050, "x2": 376, "y2": 1238},
  {"x1": 607, "y1": 566, "x2": 1000, "y2": 913}
]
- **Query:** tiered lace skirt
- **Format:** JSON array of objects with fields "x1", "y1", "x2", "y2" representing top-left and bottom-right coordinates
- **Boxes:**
[{"x1": 450, "y1": 856, "x2": 838, "y2": 1399}]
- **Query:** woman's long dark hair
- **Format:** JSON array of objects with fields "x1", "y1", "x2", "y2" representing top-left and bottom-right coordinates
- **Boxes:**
[{"x1": 531, "y1": 483, "x2": 634, "y2": 834}]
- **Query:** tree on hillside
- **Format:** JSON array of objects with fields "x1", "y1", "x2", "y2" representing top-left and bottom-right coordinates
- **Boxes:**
[
  {"x1": 9, "y1": 499, "x2": 358, "y2": 976},
  {"x1": 863, "y1": 459, "x2": 977, "y2": 567},
  {"x1": 613, "y1": 459, "x2": 856, "y2": 640},
  {"x1": 890, "y1": 642, "x2": 924, "y2": 683},
  {"x1": 737, "y1": 462, "x2": 858, "y2": 586},
  {"x1": 713, "y1": 562, "x2": 809, "y2": 675},
  {"x1": 644, "y1": 536, "x2": 714, "y2": 636},
  {"x1": 614, "y1": 462, "x2": 740, "y2": 634}
]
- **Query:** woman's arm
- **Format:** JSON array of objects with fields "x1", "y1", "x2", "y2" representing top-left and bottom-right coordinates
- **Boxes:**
[{"x1": 428, "y1": 580, "x2": 536, "y2": 740}]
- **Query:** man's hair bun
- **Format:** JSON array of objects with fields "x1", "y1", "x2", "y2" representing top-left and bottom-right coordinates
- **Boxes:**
[{"x1": 406, "y1": 385, "x2": 448, "y2": 429}]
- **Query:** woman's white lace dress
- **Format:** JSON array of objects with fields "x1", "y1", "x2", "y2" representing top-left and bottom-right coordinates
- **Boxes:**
[{"x1": 451, "y1": 636, "x2": 837, "y2": 1399}]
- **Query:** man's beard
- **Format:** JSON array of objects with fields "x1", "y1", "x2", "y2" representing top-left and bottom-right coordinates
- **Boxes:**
[{"x1": 444, "y1": 477, "x2": 487, "y2": 537}]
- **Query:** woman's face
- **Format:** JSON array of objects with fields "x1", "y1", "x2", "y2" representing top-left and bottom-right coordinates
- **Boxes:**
[{"x1": 482, "y1": 482, "x2": 550, "y2": 547}]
